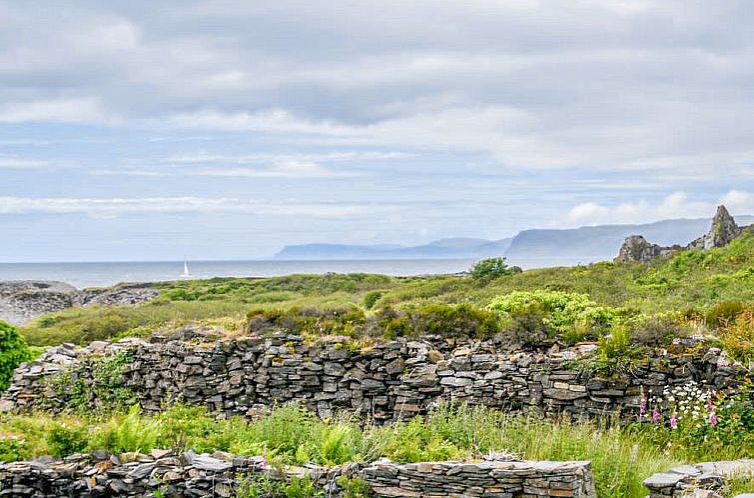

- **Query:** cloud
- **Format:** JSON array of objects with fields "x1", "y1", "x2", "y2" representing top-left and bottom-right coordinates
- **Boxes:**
[
  {"x1": 165, "y1": 151, "x2": 411, "y2": 164},
  {"x1": 188, "y1": 160, "x2": 356, "y2": 178},
  {"x1": 0, "y1": 196, "x2": 387, "y2": 218},
  {"x1": 0, "y1": 98, "x2": 115, "y2": 124},
  {"x1": 565, "y1": 190, "x2": 754, "y2": 226},
  {"x1": 0, "y1": 158, "x2": 50, "y2": 169}
]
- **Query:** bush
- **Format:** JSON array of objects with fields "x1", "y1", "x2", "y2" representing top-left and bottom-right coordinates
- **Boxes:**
[
  {"x1": 630, "y1": 314, "x2": 688, "y2": 346},
  {"x1": 0, "y1": 434, "x2": 27, "y2": 462},
  {"x1": 362, "y1": 290, "x2": 383, "y2": 310},
  {"x1": 246, "y1": 307, "x2": 366, "y2": 337},
  {"x1": 410, "y1": 304, "x2": 500, "y2": 340},
  {"x1": 718, "y1": 310, "x2": 754, "y2": 365},
  {"x1": 470, "y1": 258, "x2": 520, "y2": 281},
  {"x1": 0, "y1": 321, "x2": 32, "y2": 392},
  {"x1": 706, "y1": 300, "x2": 746, "y2": 328},
  {"x1": 488, "y1": 290, "x2": 623, "y2": 344},
  {"x1": 46, "y1": 421, "x2": 88, "y2": 457}
]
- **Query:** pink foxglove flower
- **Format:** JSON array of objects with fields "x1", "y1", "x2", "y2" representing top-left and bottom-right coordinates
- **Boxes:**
[
  {"x1": 652, "y1": 409, "x2": 660, "y2": 423},
  {"x1": 670, "y1": 411, "x2": 678, "y2": 429},
  {"x1": 709, "y1": 412, "x2": 718, "y2": 426},
  {"x1": 640, "y1": 395, "x2": 647, "y2": 419}
]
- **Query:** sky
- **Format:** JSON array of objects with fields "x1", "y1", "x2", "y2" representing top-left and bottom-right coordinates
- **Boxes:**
[{"x1": 1, "y1": 0, "x2": 754, "y2": 262}]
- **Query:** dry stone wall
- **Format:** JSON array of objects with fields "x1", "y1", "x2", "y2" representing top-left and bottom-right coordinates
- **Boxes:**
[
  {"x1": 643, "y1": 459, "x2": 754, "y2": 497},
  {"x1": 0, "y1": 450, "x2": 596, "y2": 498},
  {"x1": 1, "y1": 334, "x2": 746, "y2": 423}
]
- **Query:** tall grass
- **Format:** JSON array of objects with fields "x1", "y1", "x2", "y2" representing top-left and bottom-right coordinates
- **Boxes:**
[{"x1": 0, "y1": 403, "x2": 691, "y2": 498}]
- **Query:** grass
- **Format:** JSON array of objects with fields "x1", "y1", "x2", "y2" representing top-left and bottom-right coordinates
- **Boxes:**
[{"x1": 0, "y1": 403, "x2": 684, "y2": 498}]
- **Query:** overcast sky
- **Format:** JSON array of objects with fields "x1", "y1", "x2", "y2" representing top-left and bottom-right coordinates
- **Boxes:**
[{"x1": 1, "y1": 1, "x2": 753, "y2": 262}]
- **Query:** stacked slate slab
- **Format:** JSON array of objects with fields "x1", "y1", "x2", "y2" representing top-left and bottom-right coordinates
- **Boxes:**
[{"x1": 0, "y1": 334, "x2": 746, "y2": 423}]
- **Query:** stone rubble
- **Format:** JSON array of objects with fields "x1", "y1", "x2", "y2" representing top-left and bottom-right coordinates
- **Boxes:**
[
  {"x1": 0, "y1": 451, "x2": 596, "y2": 498},
  {"x1": 643, "y1": 459, "x2": 754, "y2": 497}
]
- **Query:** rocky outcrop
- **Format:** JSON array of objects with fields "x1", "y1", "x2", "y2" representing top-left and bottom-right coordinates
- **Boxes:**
[
  {"x1": 689, "y1": 205, "x2": 744, "y2": 250},
  {"x1": 1, "y1": 334, "x2": 746, "y2": 423},
  {"x1": 615, "y1": 205, "x2": 752, "y2": 264},
  {"x1": 0, "y1": 281, "x2": 78, "y2": 327},
  {"x1": 615, "y1": 235, "x2": 681, "y2": 263},
  {"x1": 643, "y1": 459, "x2": 754, "y2": 497},
  {"x1": 0, "y1": 450, "x2": 597, "y2": 498},
  {"x1": 0, "y1": 281, "x2": 158, "y2": 326}
]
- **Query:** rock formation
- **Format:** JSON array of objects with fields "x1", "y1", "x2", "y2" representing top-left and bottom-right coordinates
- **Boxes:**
[
  {"x1": 689, "y1": 205, "x2": 743, "y2": 250},
  {"x1": 0, "y1": 281, "x2": 158, "y2": 326},
  {"x1": 615, "y1": 205, "x2": 752, "y2": 264},
  {"x1": 615, "y1": 235, "x2": 681, "y2": 263}
]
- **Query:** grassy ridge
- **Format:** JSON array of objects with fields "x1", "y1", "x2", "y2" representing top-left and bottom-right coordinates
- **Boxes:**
[{"x1": 20, "y1": 234, "x2": 754, "y2": 346}]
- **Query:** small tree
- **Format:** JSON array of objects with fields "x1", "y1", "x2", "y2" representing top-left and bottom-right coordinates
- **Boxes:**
[
  {"x1": 470, "y1": 257, "x2": 518, "y2": 281},
  {"x1": 0, "y1": 321, "x2": 32, "y2": 392}
]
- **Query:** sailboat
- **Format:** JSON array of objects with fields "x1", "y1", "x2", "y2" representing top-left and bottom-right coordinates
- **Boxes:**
[{"x1": 180, "y1": 259, "x2": 192, "y2": 278}]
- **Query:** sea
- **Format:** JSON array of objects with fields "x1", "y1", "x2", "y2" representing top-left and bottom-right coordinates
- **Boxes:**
[{"x1": 0, "y1": 257, "x2": 582, "y2": 289}]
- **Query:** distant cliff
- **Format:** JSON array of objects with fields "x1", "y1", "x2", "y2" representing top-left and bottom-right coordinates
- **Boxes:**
[
  {"x1": 275, "y1": 215, "x2": 754, "y2": 264},
  {"x1": 275, "y1": 237, "x2": 513, "y2": 260}
]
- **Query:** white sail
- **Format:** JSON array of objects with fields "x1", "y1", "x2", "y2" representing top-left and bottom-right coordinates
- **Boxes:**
[{"x1": 180, "y1": 260, "x2": 192, "y2": 278}]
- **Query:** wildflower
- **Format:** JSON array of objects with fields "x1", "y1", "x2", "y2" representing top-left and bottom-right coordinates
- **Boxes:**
[
  {"x1": 670, "y1": 411, "x2": 678, "y2": 429},
  {"x1": 652, "y1": 409, "x2": 660, "y2": 423},
  {"x1": 640, "y1": 393, "x2": 647, "y2": 419},
  {"x1": 709, "y1": 412, "x2": 718, "y2": 426}
]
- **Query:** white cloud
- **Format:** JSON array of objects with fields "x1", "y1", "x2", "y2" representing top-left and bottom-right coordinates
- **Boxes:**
[
  {"x1": 721, "y1": 190, "x2": 754, "y2": 215},
  {"x1": 0, "y1": 196, "x2": 387, "y2": 218},
  {"x1": 0, "y1": 98, "x2": 115, "y2": 124},
  {"x1": 565, "y1": 190, "x2": 754, "y2": 226},
  {"x1": 189, "y1": 160, "x2": 356, "y2": 178},
  {"x1": 165, "y1": 151, "x2": 411, "y2": 164},
  {"x1": 0, "y1": 158, "x2": 50, "y2": 169}
]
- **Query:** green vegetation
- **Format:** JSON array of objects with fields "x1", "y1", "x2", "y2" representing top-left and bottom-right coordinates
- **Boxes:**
[
  {"x1": 469, "y1": 257, "x2": 521, "y2": 281},
  {"x1": 20, "y1": 234, "x2": 754, "y2": 347},
  {"x1": 5, "y1": 236, "x2": 754, "y2": 495},
  {"x1": 46, "y1": 351, "x2": 135, "y2": 414},
  {"x1": 3, "y1": 401, "x2": 753, "y2": 498},
  {"x1": 0, "y1": 321, "x2": 32, "y2": 391}
]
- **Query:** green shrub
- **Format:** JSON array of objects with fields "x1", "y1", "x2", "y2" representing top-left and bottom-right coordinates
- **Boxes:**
[
  {"x1": 0, "y1": 434, "x2": 27, "y2": 462},
  {"x1": 336, "y1": 476, "x2": 372, "y2": 498},
  {"x1": 362, "y1": 291, "x2": 383, "y2": 310},
  {"x1": 0, "y1": 321, "x2": 32, "y2": 392},
  {"x1": 246, "y1": 306, "x2": 366, "y2": 337},
  {"x1": 629, "y1": 313, "x2": 688, "y2": 346},
  {"x1": 706, "y1": 300, "x2": 746, "y2": 328},
  {"x1": 718, "y1": 310, "x2": 754, "y2": 365},
  {"x1": 470, "y1": 258, "x2": 520, "y2": 281},
  {"x1": 488, "y1": 290, "x2": 623, "y2": 344},
  {"x1": 410, "y1": 304, "x2": 500, "y2": 340},
  {"x1": 46, "y1": 421, "x2": 88, "y2": 457}
]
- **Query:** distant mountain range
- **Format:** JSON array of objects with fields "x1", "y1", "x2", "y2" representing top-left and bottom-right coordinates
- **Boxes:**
[{"x1": 274, "y1": 215, "x2": 754, "y2": 267}]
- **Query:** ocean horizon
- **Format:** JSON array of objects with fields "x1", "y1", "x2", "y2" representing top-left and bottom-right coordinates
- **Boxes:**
[{"x1": 0, "y1": 256, "x2": 588, "y2": 289}]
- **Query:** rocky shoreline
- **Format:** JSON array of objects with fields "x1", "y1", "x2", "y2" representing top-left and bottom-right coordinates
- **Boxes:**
[{"x1": 0, "y1": 281, "x2": 158, "y2": 327}]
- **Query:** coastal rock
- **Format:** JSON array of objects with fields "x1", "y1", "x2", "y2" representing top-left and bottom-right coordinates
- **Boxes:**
[
  {"x1": 615, "y1": 235, "x2": 680, "y2": 263},
  {"x1": 0, "y1": 281, "x2": 157, "y2": 326},
  {"x1": 689, "y1": 205, "x2": 742, "y2": 250},
  {"x1": 615, "y1": 205, "x2": 752, "y2": 264}
]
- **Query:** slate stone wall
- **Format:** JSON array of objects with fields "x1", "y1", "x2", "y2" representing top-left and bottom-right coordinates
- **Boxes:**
[
  {"x1": 0, "y1": 450, "x2": 596, "y2": 498},
  {"x1": 0, "y1": 334, "x2": 746, "y2": 422}
]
